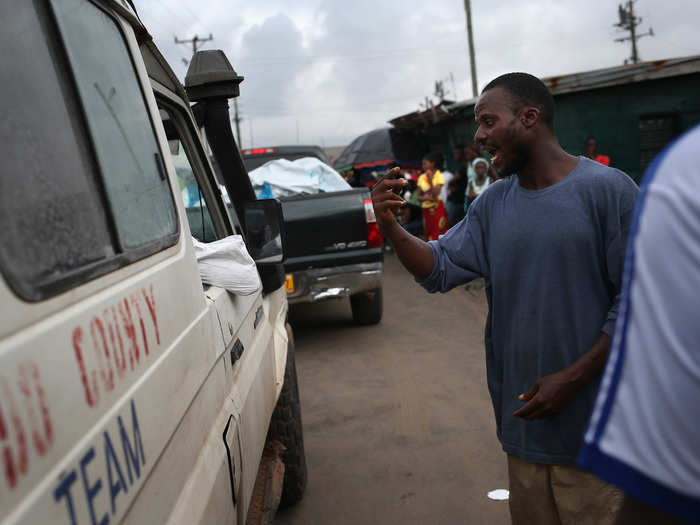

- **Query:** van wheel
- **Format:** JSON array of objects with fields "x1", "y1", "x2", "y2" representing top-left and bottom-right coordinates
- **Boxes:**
[
  {"x1": 267, "y1": 324, "x2": 307, "y2": 508},
  {"x1": 350, "y1": 287, "x2": 383, "y2": 325}
]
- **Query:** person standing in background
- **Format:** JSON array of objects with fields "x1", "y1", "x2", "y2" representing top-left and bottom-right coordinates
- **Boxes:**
[
  {"x1": 446, "y1": 144, "x2": 467, "y2": 226},
  {"x1": 466, "y1": 157, "x2": 491, "y2": 210},
  {"x1": 440, "y1": 150, "x2": 454, "y2": 206},
  {"x1": 416, "y1": 152, "x2": 448, "y2": 241},
  {"x1": 463, "y1": 141, "x2": 481, "y2": 211},
  {"x1": 465, "y1": 141, "x2": 479, "y2": 183},
  {"x1": 585, "y1": 137, "x2": 611, "y2": 166}
]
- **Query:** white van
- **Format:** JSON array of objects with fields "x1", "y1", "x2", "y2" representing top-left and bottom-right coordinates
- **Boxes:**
[{"x1": 0, "y1": 1, "x2": 305, "y2": 523}]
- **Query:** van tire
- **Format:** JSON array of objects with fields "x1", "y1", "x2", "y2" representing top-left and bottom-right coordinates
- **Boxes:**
[
  {"x1": 267, "y1": 324, "x2": 307, "y2": 508},
  {"x1": 350, "y1": 287, "x2": 383, "y2": 325}
]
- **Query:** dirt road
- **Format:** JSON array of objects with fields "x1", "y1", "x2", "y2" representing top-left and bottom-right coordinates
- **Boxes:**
[{"x1": 276, "y1": 254, "x2": 510, "y2": 525}]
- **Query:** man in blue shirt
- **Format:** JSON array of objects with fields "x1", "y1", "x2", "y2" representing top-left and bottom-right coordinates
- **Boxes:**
[{"x1": 372, "y1": 73, "x2": 637, "y2": 525}]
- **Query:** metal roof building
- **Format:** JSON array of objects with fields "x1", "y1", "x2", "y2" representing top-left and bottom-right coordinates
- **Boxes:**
[{"x1": 389, "y1": 54, "x2": 700, "y2": 181}]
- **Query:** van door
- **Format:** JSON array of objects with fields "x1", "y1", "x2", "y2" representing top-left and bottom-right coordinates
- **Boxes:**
[
  {"x1": 0, "y1": 1, "x2": 230, "y2": 524},
  {"x1": 154, "y1": 92, "x2": 281, "y2": 520}
]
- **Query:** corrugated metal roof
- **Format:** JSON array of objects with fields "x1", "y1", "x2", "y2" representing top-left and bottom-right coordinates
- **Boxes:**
[
  {"x1": 445, "y1": 54, "x2": 700, "y2": 113},
  {"x1": 388, "y1": 101, "x2": 455, "y2": 129},
  {"x1": 542, "y1": 54, "x2": 700, "y2": 95},
  {"x1": 447, "y1": 96, "x2": 478, "y2": 112}
]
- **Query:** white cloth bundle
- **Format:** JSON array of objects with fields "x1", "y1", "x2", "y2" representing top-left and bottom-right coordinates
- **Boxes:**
[{"x1": 192, "y1": 235, "x2": 261, "y2": 295}]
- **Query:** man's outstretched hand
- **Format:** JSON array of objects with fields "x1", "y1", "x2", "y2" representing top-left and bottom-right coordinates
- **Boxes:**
[
  {"x1": 371, "y1": 167, "x2": 408, "y2": 227},
  {"x1": 369, "y1": 167, "x2": 434, "y2": 280},
  {"x1": 512, "y1": 369, "x2": 581, "y2": 420}
]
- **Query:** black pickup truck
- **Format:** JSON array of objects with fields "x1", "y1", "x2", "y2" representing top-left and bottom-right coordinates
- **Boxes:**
[{"x1": 242, "y1": 146, "x2": 384, "y2": 325}]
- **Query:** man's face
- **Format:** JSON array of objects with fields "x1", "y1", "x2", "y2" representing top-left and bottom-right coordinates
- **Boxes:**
[{"x1": 474, "y1": 87, "x2": 529, "y2": 177}]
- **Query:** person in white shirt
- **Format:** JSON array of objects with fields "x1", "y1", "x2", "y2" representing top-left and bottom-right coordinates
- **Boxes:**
[
  {"x1": 465, "y1": 157, "x2": 491, "y2": 210},
  {"x1": 439, "y1": 151, "x2": 453, "y2": 204},
  {"x1": 579, "y1": 124, "x2": 700, "y2": 525}
]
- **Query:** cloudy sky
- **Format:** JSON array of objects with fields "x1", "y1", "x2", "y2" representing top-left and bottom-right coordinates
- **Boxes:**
[{"x1": 138, "y1": 0, "x2": 700, "y2": 149}]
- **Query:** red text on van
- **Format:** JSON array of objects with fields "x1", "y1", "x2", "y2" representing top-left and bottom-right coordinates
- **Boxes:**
[
  {"x1": 72, "y1": 285, "x2": 160, "y2": 408},
  {"x1": 0, "y1": 361, "x2": 53, "y2": 489}
]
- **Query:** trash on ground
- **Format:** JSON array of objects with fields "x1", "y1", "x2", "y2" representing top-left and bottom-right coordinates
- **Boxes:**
[{"x1": 487, "y1": 489, "x2": 509, "y2": 501}]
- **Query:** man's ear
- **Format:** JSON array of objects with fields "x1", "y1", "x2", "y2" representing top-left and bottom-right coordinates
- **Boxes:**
[{"x1": 520, "y1": 107, "x2": 540, "y2": 129}]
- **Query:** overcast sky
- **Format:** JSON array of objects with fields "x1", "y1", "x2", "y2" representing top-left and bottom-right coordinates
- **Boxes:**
[{"x1": 138, "y1": 0, "x2": 700, "y2": 149}]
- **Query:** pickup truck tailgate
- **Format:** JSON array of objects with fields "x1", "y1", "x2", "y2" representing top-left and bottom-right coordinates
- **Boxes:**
[{"x1": 280, "y1": 188, "x2": 381, "y2": 271}]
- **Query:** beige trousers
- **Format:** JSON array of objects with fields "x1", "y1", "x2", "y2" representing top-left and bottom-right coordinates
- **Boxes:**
[{"x1": 507, "y1": 454, "x2": 623, "y2": 525}]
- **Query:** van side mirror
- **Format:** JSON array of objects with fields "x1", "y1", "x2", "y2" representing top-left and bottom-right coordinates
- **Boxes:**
[{"x1": 243, "y1": 199, "x2": 286, "y2": 264}]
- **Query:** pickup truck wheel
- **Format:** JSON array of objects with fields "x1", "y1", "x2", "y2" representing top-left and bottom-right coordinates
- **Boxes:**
[
  {"x1": 350, "y1": 287, "x2": 383, "y2": 325},
  {"x1": 267, "y1": 324, "x2": 307, "y2": 508}
]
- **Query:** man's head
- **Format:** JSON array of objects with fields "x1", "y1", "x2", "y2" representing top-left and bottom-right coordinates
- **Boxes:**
[
  {"x1": 474, "y1": 72, "x2": 555, "y2": 177},
  {"x1": 584, "y1": 137, "x2": 598, "y2": 158}
]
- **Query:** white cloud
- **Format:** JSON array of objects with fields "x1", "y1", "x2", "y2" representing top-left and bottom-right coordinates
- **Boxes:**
[{"x1": 137, "y1": 0, "x2": 700, "y2": 148}]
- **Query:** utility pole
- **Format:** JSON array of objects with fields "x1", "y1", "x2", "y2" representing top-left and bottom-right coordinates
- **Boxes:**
[
  {"x1": 174, "y1": 33, "x2": 214, "y2": 56},
  {"x1": 232, "y1": 99, "x2": 242, "y2": 145},
  {"x1": 614, "y1": 1, "x2": 654, "y2": 64},
  {"x1": 463, "y1": 0, "x2": 478, "y2": 97}
]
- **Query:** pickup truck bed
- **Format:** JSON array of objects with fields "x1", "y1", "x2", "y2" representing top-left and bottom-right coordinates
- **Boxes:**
[{"x1": 243, "y1": 150, "x2": 385, "y2": 324}]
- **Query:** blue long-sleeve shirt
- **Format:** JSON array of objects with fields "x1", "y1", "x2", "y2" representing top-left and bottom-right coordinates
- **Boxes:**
[{"x1": 421, "y1": 156, "x2": 638, "y2": 464}]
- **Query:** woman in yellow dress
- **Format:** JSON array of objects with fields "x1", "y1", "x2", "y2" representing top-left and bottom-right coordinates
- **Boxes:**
[{"x1": 416, "y1": 152, "x2": 449, "y2": 241}]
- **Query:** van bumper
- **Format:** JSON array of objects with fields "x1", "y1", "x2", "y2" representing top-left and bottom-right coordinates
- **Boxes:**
[{"x1": 285, "y1": 262, "x2": 383, "y2": 304}]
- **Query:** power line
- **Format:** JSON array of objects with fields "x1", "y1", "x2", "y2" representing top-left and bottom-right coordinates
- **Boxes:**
[
  {"x1": 175, "y1": 2, "x2": 210, "y2": 32},
  {"x1": 232, "y1": 45, "x2": 469, "y2": 67},
  {"x1": 240, "y1": 92, "x2": 429, "y2": 111},
  {"x1": 151, "y1": 0, "x2": 207, "y2": 34},
  {"x1": 233, "y1": 107, "x2": 409, "y2": 118}
]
